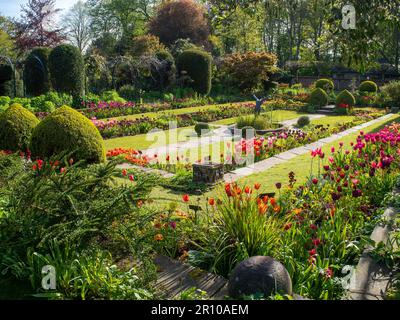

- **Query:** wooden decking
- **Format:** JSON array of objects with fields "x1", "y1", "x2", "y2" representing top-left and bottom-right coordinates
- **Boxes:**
[{"x1": 154, "y1": 255, "x2": 228, "y2": 299}]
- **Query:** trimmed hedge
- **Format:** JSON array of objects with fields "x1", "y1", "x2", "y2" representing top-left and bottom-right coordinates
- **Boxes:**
[
  {"x1": 315, "y1": 78, "x2": 334, "y2": 92},
  {"x1": 177, "y1": 49, "x2": 212, "y2": 95},
  {"x1": 0, "y1": 103, "x2": 39, "y2": 151},
  {"x1": 24, "y1": 47, "x2": 52, "y2": 96},
  {"x1": 154, "y1": 49, "x2": 176, "y2": 89},
  {"x1": 336, "y1": 89, "x2": 356, "y2": 107},
  {"x1": 297, "y1": 116, "x2": 310, "y2": 128},
  {"x1": 359, "y1": 80, "x2": 378, "y2": 93},
  {"x1": 30, "y1": 106, "x2": 105, "y2": 163},
  {"x1": 49, "y1": 45, "x2": 85, "y2": 97},
  {"x1": 0, "y1": 64, "x2": 15, "y2": 97},
  {"x1": 309, "y1": 88, "x2": 328, "y2": 107}
]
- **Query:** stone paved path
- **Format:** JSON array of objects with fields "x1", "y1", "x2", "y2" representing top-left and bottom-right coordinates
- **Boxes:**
[{"x1": 224, "y1": 113, "x2": 394, "y2": 182}]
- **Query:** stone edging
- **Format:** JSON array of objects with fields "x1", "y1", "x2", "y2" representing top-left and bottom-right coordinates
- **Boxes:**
[{"x1": 347, "y1": 188, "x2": 399, "y2": 300}]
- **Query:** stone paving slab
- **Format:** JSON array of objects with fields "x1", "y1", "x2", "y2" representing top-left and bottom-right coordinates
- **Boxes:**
[
  {"x1": 273, "y1": 151, "x2": 298, "y2": 161},
  {"x1": 287, "y1": 146, "x2": 310, "y2": 155}
]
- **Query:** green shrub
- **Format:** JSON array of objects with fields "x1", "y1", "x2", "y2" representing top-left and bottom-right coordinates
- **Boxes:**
[
  {"x1": 314, "y1": 78, "x2": 334, "y2": 92},
  {"x1": 30, "y1": 106, "x2": 106, "y2": 163},
  {"x1": 118, "y1": 85, "x2": 136, "y2": 101},
  {"x1": 194, "y1": 122, "x2": 210, "y2": 136},
  {"x1": 237, "y1": 115, "x2": 269, "y2": 130},
  {"x1": 49, "y1": 44, "x2": 85, "y2": 97},
  {"x1": 0, "y1": 96, "x2": 10, "y2": 106},
  {"x1": 381, "y1": 81, "x2": 400, "y2": 107},
  {"x1": 0, "y1": 103, "x2": 40, "y2": 151},
  {"x1": 359, "y1": 80, "x2": 378, "y2": 93},
  {"x1": 154, "y1": 49, "x2": 176, "y2": 90},
  {"x1": 336, "y1": 89, "x2": 356, "y2": 107},
  {"x1": 308, "y1": 88, "x2": 328, "y2": 107},
  {"x1": 24, "y1": 47, "x2": 52, "y2": 96},
  {"x1": 177, "y1": 49, "x2": 212, "y2": 95},
  {"x1": 101, "y1": 90, "x2": 126, "y2": 103},
  {"x1": 297, "y1": 116, "x2": 310, "y2": 128},
  {"x1": 0, "y1": 64, "x2": 13, "y2": 97}
]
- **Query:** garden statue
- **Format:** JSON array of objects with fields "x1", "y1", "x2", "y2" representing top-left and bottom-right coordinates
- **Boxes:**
[{"x1": 253, "y1": 94, "x2": 267, "y2": 115}]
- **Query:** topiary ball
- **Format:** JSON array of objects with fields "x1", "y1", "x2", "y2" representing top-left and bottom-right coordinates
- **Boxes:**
[
  {"x1": 228, "y1": 256, "x2": 292, "y2": 298},
  {"x1": 297, "y1": 116, "x2": 310, "y2": 128},
  {"x1": 194, "y1": 122, "x2": 210, "y2": 137},
  {"x1": 359, "y1": 80, "x2": 378, "y2": 93},
  {"x1": 308, "y1": 88, "x2": 328, "y2": 107},
  {"x1": 0, "y1": 103, "x2": 40, "y2": 152},
  {"x1": 30, "y1": 106, "x2": 105, "y2": 163},
  {"x1": 315, "y1": 78, "x2": 334, "y2": 92}
]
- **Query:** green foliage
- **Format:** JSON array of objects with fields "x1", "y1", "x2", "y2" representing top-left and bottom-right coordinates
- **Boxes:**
[
  {"x1": 177, "y1": 49, "x2": 212, "y2": 95},
  {"x1": 0, "y1": 104, "x2": 39, "y2": 151},
  {"x1": 49, "y1": 44, "x2": 85, "y2": 97},
  {"x1": 297, "y1": 115, "x2": 310, "y2": 128},
  {"x1": 153, "y1": 50, "x2": 176, "y2": 90},
  {"x1": 336, "y1": 89, "x2": 356, "y2": 107},
  {"x1": 381, "y1": 81, "x2": 400, "y2": 107},
  {"x1": 24, "y1": 47, "x2": 52, "y2": 96},
  {"x1": 100, "y1": 90, "x2": 126, "y2": 103},
  {"x1": 131, "y1": 34, "x2": 165, "y2": 57},
  {"x1": 194, "y1": 122, "x2": 210, "y2": 136},
  {"x1": 241, "y1": 125, "x2": 256, "y2": 139},
  {"x1": 359, "y1": 80, "x2": 378, "y2": 93},
  {"x1": 237, "y1": 115, "x2": 269, "y2": 130},
  {"x1": 30, "y1": 106, "x2": 106, "y2": 163},
  {"x1": 118, "y1": 85, "x2": 136, "y2": 101},
  {"x1": 308, "y1": 88, "x2": 328, "y2": 107},
  {"x1": 314, "y1": 78, "x2": 334, "y2": 92},
  {"x1": 0, "y1": 64, "x2": 22, "y2": 98},
  {"x1": 221, "y1": 52, "x2": 278, "y2": 93}
]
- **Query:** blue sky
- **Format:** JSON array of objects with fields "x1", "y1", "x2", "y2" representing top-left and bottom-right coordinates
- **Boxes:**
[{"x1": 0, "y1": 0, "x2": 79, "y2": 18}]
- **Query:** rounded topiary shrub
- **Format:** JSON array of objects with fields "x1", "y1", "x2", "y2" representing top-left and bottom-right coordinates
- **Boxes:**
[
  {"x1": 24, "y1": 47, "x2": 52, "y2": 96},
  {"x1": 30, "y1": 106, "x2": 105, "y2": 163},
  {"x1": 315, "y1": 78, "x2": 334, "y2": 92},
  {"x1": 297, "y1": 116, "x2": 310, "y2": 128},
  {"x1": 194, "y1": 122, "x2": 210, "y2": 137},
  {"x1": 359, "y1": 80, "x2": 378, "y2": 93},
  {"x1": 49, "y1": 44, "x2": 85, "y2": 97},
  {"x1": 308, "y1": 88, "x2": 328, "y2": 107},
  {"x1": 177, "y1": 49, "x2": 212, "y2": 95},
  {"x1": 336, "y1": 89, "x2": 356, "y2": 106},
  {"x1": 0, "y1": 103, "x2": 39, "y2": 152}
]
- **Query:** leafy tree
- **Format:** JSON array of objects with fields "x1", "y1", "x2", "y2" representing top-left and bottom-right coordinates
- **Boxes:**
[
  {"x1": 13, "y1": 0, "x2": 64, "y2": 52},
  {"x1": 149, "y1": 0, "x2": 210, "y2": 47}
]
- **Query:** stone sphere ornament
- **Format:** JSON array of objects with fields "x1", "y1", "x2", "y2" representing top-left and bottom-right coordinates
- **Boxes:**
[{"x1": 228, "y1": 256, "x2": 292, "y2": 298}]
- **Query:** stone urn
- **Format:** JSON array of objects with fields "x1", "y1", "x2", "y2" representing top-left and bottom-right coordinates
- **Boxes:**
[{"x1": 228, "y1": 256, "x2": 292, "y2": 298}]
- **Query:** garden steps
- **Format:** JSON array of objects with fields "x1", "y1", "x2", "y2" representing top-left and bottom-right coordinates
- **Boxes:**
[
  {"x1": 316, "y1": 104, "x2": 336, "y2": 114},
  {"x1": 346, "y1": 189, "x2": 400, "y2": 300},
  {"x1": 223, "y1": 113, "x2": 394, "y2": 182},
  {"x1": 154, "y1": 255, "x2": 228, "y2": 299}
]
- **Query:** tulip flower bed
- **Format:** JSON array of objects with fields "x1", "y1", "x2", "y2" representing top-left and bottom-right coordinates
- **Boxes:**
[
  {"x1": 92, "y1": 104, "x2": 260, "y2": 138},
  {"x1": 149, "y1": 123, "x2": 400, "y2": 300}
]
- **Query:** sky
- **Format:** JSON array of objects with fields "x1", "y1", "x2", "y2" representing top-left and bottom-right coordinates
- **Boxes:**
[{"x1": 0, "y1": 0, "x2": 80, "y2": 19}]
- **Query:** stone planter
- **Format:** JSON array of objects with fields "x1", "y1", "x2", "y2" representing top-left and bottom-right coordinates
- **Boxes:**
[{"x1": 193, "y1": 162, "x2": 224, "y2": 185}]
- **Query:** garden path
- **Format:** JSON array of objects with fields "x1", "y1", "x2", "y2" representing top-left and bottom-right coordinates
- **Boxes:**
[
  {"x1": 224, "y1": 113, "x2": 394, "y2": 182},
  {"x1": 280, "y1": 114, "x2": 326, "y2": 127}
]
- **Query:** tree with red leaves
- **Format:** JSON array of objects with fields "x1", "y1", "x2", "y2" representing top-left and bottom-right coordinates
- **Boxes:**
[
  {"x1": 14, "y1": 0, "x2": 64, "y2": 52},
  {"x1": 149, "y1": 0, "x2": 210, "y2": 47}
]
